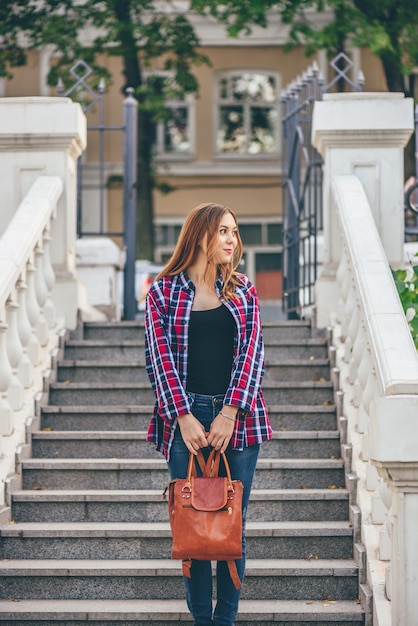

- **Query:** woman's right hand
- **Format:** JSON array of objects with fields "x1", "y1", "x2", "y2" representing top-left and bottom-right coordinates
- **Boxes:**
[{"x1": 177, "y1": 413, "x2": 208, "y2": 454}]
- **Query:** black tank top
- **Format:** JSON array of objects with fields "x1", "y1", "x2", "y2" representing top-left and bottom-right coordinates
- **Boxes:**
[{"x1": 186, "y1": 304, "x2": 235, "y2": 395}]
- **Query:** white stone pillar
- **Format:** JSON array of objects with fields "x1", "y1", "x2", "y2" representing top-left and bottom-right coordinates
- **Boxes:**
[
  {"x1": 0, "y1": 97, "x2": 87, "y2": 329},
  {"x1": 75, "y1": 238, "x2": 124, "y2": 321},
  {"x1": 370, "y1": 395, "x2": 418, "y2": 625},
  {"x1": 312, "y1": 92, "x2": 414, "y2": 327}
]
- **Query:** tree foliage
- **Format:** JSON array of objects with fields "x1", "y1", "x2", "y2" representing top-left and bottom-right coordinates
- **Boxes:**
[
  {"x1": 191, "y1": 0, "x2": 418, "y2": 95},
  {"x1": 192, "y1": 0, "x2": 418, "y2": 175},
  {"x1": 0, "y1": 0, "x2": 209, "y2": 260}
]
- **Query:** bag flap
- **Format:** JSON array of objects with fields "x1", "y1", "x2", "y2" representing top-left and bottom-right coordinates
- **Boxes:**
[{"x1": 190, "y1": 476, "x2": 228, "y2": 511}]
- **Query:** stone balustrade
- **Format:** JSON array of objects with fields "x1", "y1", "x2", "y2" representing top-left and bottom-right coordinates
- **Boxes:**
[
  {"x1": 0, "y1": 176, "x2": 63, "y2": 506},
  {"x1": 312, "y1": 92, "x2": 415, "y2": 626},
  {"x1": 329, "y1": 174, "x2": 418, "y2": 624}
]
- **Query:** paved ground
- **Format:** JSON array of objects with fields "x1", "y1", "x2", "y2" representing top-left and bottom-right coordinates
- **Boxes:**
[{"x1": 260, "y1": 300, "x2": 287, "y2": 321}]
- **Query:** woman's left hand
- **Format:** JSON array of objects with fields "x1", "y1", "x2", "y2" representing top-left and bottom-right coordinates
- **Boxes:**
[{"x1": 207, "y1": 407, "x2": 238, "y2": 453}]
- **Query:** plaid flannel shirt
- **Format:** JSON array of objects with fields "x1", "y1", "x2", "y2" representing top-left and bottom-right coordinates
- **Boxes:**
[{"x1": 144, "y1": 270, "x2": 272, "y2": 459}]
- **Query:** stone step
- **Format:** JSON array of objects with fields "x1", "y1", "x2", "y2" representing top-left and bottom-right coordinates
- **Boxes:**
[
  {"x1": 81, "y1": 320, "x2": 316, "y2": 342},
  {"x1": 31, "y1": 430, "x2": 341, "y2": 460},
  {"x1": 48, "y1": 382, "x2": 156, "y2": 406},
  {"x1": 0, "y1": 521, "x2": 354, "y2": 561},
  {"x1": 47, "y1": 381, "x2": 335, "y2": 407},
  {"x1": 263, "y1": 359, "x2": 330, "y2": 383},
  {"x1": 1, "y1": 317, "x2": 365, "y2": 624},
  {"x1": 63, "y1": 338, "x2": 329, "y2": 362},
  {"x1": 40, "y1": 406, "x2": 156, "y2": 432},
  {"x1": 270, "y1": 405, "x2": 337, "y2": 431},
  {"x1": 57, "y1": 362, "x2": 152, "y2": 384},
  {"x1": 40, "y1": 404, "x2": 338, "y2": 432},
  {"x1": 82, "y1": 321, "x2": 146, "y2": 341},
  {"x1": 56, "y1": 358, "x2": 331, "y2": 384},
  {"x1": 64, "y1": 340, "x2": 147, "y2": 362},
  {"x1": 10, "y1": 488, "x2": 349, "y2": 523},
  {"x1": 0, "y1": 598, "x2": 365, "y2": 626},
  {"x1": 0, "y1": 558, "x2": 360, "y2": 601},
  {"x1": 21, "y1": 458, "x2": 345, "y2": 491}
]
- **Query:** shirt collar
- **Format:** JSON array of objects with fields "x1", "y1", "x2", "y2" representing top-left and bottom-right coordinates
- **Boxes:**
[
  {"x1": 179, "y1": 269, "x2": 225, "y2": 294},
  {"x1": 179, "y1": 270, "x2": 195, "y2": 293}
]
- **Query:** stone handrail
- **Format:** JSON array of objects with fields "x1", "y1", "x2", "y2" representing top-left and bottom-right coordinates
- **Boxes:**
[
  {"x1": 0, "y1": 176, "x2": 63, "y2": 508},
  {"x1": 330, "y1": 173, "x2": 418, "y2": 624}
]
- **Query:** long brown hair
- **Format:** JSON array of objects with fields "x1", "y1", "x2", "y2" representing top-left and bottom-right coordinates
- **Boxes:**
[{"x1": 155, "y1": 203, "x2": 243, "y2": 300}]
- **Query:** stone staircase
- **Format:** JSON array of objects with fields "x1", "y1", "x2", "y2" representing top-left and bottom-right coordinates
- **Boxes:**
[{"x1": 0, "y1": 319, "x2": 367, "y2": 625}]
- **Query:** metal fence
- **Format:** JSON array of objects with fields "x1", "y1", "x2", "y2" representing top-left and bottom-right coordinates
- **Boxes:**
[
  {"x1": 404, "y1": 103, "x2": 418, "y2": 241},
  {"x1": 58, "y1": 60, "x2": 138, "y2": 319},
  {"x1": 281, "y1": 52, "x2": 364, "y2": 318}
]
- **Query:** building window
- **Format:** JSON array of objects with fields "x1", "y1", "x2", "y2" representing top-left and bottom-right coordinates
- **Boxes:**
[
  {"x1": 215, "y1": 71, "x2": 280, "y2": 157},
  {"x1": 146, "y1": 73, "x2": 194, "y2": 158}
]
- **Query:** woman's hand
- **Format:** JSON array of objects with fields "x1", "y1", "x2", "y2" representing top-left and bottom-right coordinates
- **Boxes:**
[
  {"x1": 177, "y1": 413, "x2": 208, "y2": 454},
  {"x1": 207, "y1": 406, "x2": 238, "y2": 453}
]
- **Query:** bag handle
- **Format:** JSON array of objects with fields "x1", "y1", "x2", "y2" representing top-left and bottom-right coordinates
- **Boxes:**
[
  {"x1": 185, "y1": 449, "x2": 234, "y2": 491},
  {"x1": 185, "y1": 449, "x2": 205, "y2": 481},
  {"x1": 203, "y1": 448, "x2": 233, "y2": 483}
]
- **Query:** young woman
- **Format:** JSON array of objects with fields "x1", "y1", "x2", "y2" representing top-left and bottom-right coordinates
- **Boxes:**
[{"x1": 144, "y1": 202, "x2": 272, "y2": 626}]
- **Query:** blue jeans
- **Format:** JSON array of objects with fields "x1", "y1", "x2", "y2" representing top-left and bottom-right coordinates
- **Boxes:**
[{"x1": 167, "y1": 393, "x2": 260, "y2": 626}]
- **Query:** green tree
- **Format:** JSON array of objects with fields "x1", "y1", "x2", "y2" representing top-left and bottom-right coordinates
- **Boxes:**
[
  {"x1": 0, "y1": 0, "x2": 208, "y2": 260},
  {"x1": 192, "y1": 0, "x2": 418, "y2": 175}
]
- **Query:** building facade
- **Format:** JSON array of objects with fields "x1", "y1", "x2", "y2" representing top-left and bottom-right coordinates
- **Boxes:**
[{"x1": 1, "y1": 11, "x2": 387, "y2": 299}]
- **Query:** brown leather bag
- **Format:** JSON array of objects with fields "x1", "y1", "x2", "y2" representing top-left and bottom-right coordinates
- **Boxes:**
[{"x1": 165, "y1": 448, "x2": 243, "y2": 590}]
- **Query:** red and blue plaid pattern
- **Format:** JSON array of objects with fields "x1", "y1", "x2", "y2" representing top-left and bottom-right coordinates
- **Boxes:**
[{"x1": 144, "y1": 271, "x2": 272, "y2": 459}]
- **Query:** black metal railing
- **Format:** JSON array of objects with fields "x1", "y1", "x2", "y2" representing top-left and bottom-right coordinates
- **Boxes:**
[
  {"x1": 58, "y1": 60, "x2": 138, "y2": 319},
  {"x1": 404, "y1": 103, "x2": 418, "y2": 242},
  {"x1": 281, "y1": 52, "x2": 364, "y2": 318}
]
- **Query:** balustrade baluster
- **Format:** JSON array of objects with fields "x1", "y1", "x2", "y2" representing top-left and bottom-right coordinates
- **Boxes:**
[
  {"x1": 346, "y1": 300, "x2": 360, "y2": 372},
  {"x1": 25, "y1": 259, "x2": 41, "y2": 365},
  {"x1": 342, "y1": 280, "x2": 356, "y2": 363},
  {"x1": 341, "y1": 274, "x2": 355, "y2": 343},
  {"x1": 16, "y1": 278, "x2": 33, "y2": 388},
  {"x1": 336, "y1": 250, "x2": 349, "y2": 326},
  {"x1": 5, "y1": 295, "x2": 24, "y2": 410},
  {"x1": 354, "y1": 339, "x2": 371, "y2": 414},
  {"x1": 348, "y1": 314, "x2": 365, "y2": 385},
  {"x1": 42, "y1": 227, "x2": 56, "y2": 328},
  {"x1": 0, "y1": 316, "x2": 13, "y2": 437},
  {"x1": 361, "y1": 369, "x2": 378, "y2": 462},
  {"x1": 378, "y1": 482, "x2": 392, "y2": 560},
  {"x1": 34, "y1": 243, "x2": 49, "y2": 345},
  {"x1": 370, "y1": 474, "x2": 388, "y2": 524}
]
